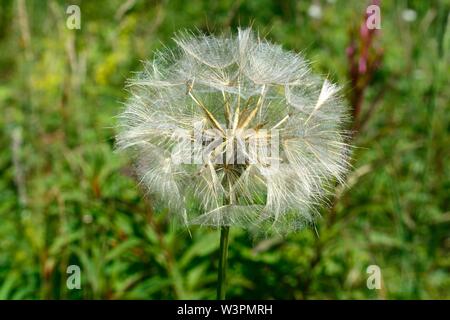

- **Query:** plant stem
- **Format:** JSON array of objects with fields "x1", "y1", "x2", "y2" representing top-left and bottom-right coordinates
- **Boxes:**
[{"x1": 217, "y1": 225, "x2": 230, "y2": 300}]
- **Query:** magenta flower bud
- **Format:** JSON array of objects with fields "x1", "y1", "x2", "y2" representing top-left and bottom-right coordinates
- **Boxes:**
[{"x1": 358, "y1": 57, "x2": 367, "y2": 74}]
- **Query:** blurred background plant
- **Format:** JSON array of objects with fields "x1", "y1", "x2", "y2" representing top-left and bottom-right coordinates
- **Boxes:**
[{"x1": 0, "y1": 0, "x2": 449, "y2": 299}]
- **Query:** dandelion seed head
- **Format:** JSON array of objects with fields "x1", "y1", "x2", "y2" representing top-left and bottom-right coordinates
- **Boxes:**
[{"x1": 116, "y1": 28, "x2": 351, "y2": 235}]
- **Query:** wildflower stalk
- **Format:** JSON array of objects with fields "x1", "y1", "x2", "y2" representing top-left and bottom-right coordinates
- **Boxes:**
[
  {"x1": 217, "y1": 225, "x2": 230, "y2": 300},
  {"x1": 217, "y1": 172, "x2": 234, "y2": 300}
]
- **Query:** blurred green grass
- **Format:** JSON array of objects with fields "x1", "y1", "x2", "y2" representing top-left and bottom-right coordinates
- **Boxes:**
[{"x1": 0, "y1": 0, "x2": 449, "y2": 299}]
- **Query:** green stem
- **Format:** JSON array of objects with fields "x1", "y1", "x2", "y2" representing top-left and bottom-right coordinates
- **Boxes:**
[{"x1": 217, "y1": 225, "x2": 230, "y2": 300}]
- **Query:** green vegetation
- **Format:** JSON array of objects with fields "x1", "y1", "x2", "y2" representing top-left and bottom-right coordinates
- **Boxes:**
[{"x1": 0, "y1": 0, "x2": 449, "y2": 299}]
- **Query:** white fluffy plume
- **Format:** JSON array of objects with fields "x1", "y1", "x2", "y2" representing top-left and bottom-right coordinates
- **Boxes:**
[{"x1": 116, "y1": 28, "x2": 351, "y2": 234}]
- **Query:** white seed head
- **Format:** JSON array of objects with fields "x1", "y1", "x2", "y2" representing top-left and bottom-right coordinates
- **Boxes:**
[{"x1": 116, "y1": 28, "x2": 351, "y2": 234}]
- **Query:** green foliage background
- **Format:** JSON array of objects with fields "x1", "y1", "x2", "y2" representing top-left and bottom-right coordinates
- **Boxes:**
[{"x1": 0, "y1": 0, "x2": 449, "y2": 299}]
